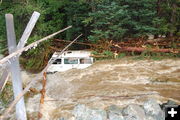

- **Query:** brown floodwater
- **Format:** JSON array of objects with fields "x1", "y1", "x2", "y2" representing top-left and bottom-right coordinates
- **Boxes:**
[{"x1": 26, "y1": 58, "x2": 180, "y2": 120}]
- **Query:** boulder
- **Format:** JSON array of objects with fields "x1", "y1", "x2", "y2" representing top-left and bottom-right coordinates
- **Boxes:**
[
  {"x1": 73, "y1": 104, "x2": 107, "y2": 120},
  {"x1": 143, "y1": 99, "x2": 165, "y2": 120},
  {"x1": 59, "y1": 118, "x2": 67, "y2": 120},
  {"x1": 146, "y1": 116, "x2": 156, "y2": 120},
  {"x1": 107, "y1": 105, "x2": 124, "y2": 120},
  {"x1": 122, "y1": 104, "x2": 146, "y2": 120},
  {"x1": 161, "y1": 100, "x2": 177, "y2": 110}
]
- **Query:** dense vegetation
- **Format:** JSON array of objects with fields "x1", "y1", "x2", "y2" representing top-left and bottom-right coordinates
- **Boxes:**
[{"x1": 0, "y1": 0, "x2": 179, "y2": 71}]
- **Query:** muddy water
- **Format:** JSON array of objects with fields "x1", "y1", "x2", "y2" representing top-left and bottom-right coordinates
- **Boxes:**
[{"x1": 26, "y1": 58, "x2": 180, "y2": 120}]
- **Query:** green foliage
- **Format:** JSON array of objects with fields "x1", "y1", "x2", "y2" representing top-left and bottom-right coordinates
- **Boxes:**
[
  {"x1": 64, "y1": 1, "x2": 90, "y2": 41},
  {"x1": 91, "y1": 50, "x2": 99, "y2": 55},
  {"x1": 0, "y1": 0, "x2": 179, "y2": 71},
  {"x1": 0, "y1": 82, "x2": 13, "y2": 107},
  {"x1": 0, "y1": 0, "x2": 69, "y2": 71},
  {"x1": 86, "y1": 0, "x2": 158, "y2": 42},
  {"x1": 86, "y1": 1, "x2": 130, "y2": 42},
  {"x1": 102, "y1": 50, "x2": 113, "y2": 57},
  {"x1": 118, "y1": 53, "x2": 126, "y2": 58},
  {"x1": 156, "y1": 0, "x2": 180, "y2": 36}
]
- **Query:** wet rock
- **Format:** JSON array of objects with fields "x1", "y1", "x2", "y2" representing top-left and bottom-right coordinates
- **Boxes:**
[
  {"x1": 107, "y1": 105, "x2": 123, "y2": 114},
  {"x1": 146, "y1": 116, "x2": 156, "y2": 120},
  {"x1": 109, "y1": 112, "x2": 124, "y2": 120},
  {"x1": 21, "y1": 71, "x2": 31, "y2": 85},
  {"x1": 161, "y1": 100, "x2": 177, "y2": 109},
  {"x1": 122, "y1": 104, "x2": 146, "y2": 120},
  {"x1": 166, "y1": 100, "x2": 177, "y2": 105},
  {"x1": 73, "y1": 104, "x2": 107, "y2": 120},
  {"x1": 143, "y1": 99, "x2": 165, "y2": 120},
  {"x1": 160, "y1": 100, "x2": 178, "y2": 114},
  {"x1": 59, "y1": 117, "x2": 67, "y2": 120},
  {"x1": 107, "y1": 105, "x2": 124, "y2": 120}
]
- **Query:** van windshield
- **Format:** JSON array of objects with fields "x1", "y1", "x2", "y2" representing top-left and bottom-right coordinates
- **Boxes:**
[
  {"x1": 52, "y1": 59, "x2": 61, "y2": 64},
  {"x1": 64, "y1": 58, "x2": 78, "y2": 64}
]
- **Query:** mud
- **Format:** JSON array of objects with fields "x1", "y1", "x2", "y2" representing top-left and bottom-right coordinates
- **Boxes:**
[{"x1": 26, "y1": 58, "x2": 180, "y2": 119}]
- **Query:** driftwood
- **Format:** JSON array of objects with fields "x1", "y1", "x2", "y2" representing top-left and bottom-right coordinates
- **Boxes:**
[
  {"x1": 112, "y1": 45, "x2": 179, "y2": 53},
  {"x1": 54, "y1": 39, "x2": 96, "y2": 47},
  {"x1": 53, "y1": 38, "x2": 180, "y2": 54}
]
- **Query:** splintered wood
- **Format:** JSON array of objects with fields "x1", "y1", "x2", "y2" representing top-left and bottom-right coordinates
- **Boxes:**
[{"x1": 38, "y1": 72, "x2": 47, "y2": 119}]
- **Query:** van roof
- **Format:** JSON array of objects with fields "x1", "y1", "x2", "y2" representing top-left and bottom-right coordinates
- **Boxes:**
[{"x1": 52, "y1": 50, "x2": 92, "y2": 58}]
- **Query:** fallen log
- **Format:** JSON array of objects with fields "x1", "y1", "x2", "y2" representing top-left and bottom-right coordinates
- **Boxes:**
[
  {"x1": 112, "y1": 45, "x2": 179, "y2": 53},
  {"x1": 54, "y1": 39, "x2": 96, "y2": 47}
]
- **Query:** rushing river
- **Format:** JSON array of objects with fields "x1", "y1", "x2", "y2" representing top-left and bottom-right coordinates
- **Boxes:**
[{"x1": 26, "y1": 58, "x2": 180, "y2": 120}]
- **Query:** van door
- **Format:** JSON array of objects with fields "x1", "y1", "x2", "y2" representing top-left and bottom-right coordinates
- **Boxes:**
[{"x1": 47, "y1": 58, "x2": 63, "y2": 72}]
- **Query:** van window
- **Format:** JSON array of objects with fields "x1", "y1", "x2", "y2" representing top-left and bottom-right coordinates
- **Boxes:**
[
  {"x1": 80, "y1": 58, "x2": 92, "y2": 64},
  {"x1": 52, "y1": 59, "x2": 61, "y2": 64},
  {"x1": 64, "y1": 58, "x2": 78, "y2": 64}
]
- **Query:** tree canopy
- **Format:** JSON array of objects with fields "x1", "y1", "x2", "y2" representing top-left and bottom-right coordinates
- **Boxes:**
[{"x1": 0, "y1": 0, "x2": 179, "y2": 71}]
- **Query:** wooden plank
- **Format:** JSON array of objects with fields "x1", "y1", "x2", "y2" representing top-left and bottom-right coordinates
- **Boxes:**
[
  {"x1": 5, "y1": 14, "x2": 27, "y2": 120},
  {"x1": 17, "y1": 11, "x2": 40, "y2": 49},
  {"x1": 0, "y1": 11, "x2": 40, "y2": 92}
]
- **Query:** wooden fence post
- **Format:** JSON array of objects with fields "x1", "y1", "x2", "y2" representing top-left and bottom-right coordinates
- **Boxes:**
[
  {"x1": 0, "y1": 11, "x2": 40, "y2": 92},
  {"x1": 5, "y1": 14, "x2": 27, "y2": 120},
  {"x1": 17, "y1": 11, "x2": 40, "y2": 49}
]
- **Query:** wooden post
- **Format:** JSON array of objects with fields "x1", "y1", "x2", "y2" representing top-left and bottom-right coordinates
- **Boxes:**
[
  {"x1": 0, "y1": 11, "x2": 40, "y2": 92},
  {"x1": 17, "y1": 11, "x2": 40, "y2": 49},
  {"x1": 5, "y1": 14, "x2": 27, "y2": 120}
]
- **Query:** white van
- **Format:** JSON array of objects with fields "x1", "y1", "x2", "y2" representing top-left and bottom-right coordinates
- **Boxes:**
[{"x1": 47, "y1": 51, "x2": 93, "y2": 73}]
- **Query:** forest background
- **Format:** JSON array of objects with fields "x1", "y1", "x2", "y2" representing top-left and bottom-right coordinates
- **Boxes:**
[{"x1": 0, "y1": 0, "x2": 179, "y2": 72}]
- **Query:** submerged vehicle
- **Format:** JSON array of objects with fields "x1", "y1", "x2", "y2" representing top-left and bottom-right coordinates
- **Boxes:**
[{"x1": 47, "y1": 51, "x2": 93, "y2": 73}]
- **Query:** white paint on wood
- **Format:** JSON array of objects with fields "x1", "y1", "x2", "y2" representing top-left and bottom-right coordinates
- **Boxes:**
[
  {"x1": 0, "y1": 11, "x2": 40, "y2": 91},
  {"x1": 5, "y1": 14, "x2": 27, "y2": 120},
  {"x1": 17, "y1": 11, "x2": 40, "y2": 49}
]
